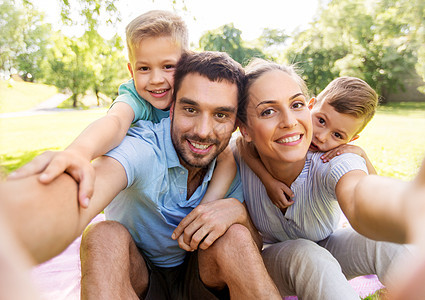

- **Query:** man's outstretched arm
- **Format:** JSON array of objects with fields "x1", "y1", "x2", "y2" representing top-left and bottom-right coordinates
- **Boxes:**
[{"x1": 0, "y1": 154, "x2": 127, "y2": 264}]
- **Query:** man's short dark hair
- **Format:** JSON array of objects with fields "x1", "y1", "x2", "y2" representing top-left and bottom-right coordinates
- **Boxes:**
[{"x1": 173, "y1": 51, "x2": 246, "y2": 119}]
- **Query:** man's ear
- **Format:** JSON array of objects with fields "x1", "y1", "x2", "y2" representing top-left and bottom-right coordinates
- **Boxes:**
[
  {"x1": 238, "y1": 123, "x2": 252, "y2": 142},
  {"x1": 308, "y1": 97, "x2": 316, "y2": 110},
  {"x1": 127, "y1": 63, "x2": 134, "y2": 78},
  {"x1": 349, "y1": 134, "x2": 359, "y2": 142},
  {"x1": 169, "y1": 102, "x2": 175, "y2": 122}
]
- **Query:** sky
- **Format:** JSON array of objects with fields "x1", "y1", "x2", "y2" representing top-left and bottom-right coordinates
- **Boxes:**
[{"x1": 34, "y1": 0, "x2": 322, "y2": 45}]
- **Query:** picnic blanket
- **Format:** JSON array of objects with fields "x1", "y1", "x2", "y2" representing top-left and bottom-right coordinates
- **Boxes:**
[{"x1": 31, "y1": 214, "x2": 384, "y2": 299}]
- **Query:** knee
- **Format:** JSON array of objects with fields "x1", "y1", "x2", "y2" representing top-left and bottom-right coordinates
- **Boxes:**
[
  {"x1": 264, "y1": 239, "x2": 341, "y2": 276},
  {"x1": 81, "y1": 220, "x2": 131, "y2": 253}
]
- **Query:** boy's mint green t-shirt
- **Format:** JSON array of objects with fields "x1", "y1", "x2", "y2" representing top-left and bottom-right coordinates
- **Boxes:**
[{"x1": 111, "y1": 79, "x2": 170, "y2": 123}]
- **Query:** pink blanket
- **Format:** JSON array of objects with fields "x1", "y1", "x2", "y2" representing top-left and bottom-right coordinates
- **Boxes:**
[{"x1": 31, "y1": 214, "x2": 384, "y2": 299}]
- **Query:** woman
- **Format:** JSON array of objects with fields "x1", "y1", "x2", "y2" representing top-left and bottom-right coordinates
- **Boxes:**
[{"x1": 234, "y1": 59, "x2": 410, "y2": 299}]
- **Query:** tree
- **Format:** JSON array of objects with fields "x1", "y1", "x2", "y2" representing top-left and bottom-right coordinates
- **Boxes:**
[
  {"x1": 0, "y1": 0, "x2": 51, "y2": 81},
  {"x1": 44, "y1": 32, "x2": 94, "y2": 107},
  {"x1": 199, "y1": 23, "x2": 265, "y2": 65},
  {"x1": 285, "y1": 0, "x2": 418, "y2": 100}
]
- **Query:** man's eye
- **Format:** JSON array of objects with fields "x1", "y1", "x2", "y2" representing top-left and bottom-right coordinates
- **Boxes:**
[
  {"x1": 216, "y1": 113, "x2": 227, "y2": 119},
  {"x1": 185, "y1": 107, "x2": 196, "y2": 113}
]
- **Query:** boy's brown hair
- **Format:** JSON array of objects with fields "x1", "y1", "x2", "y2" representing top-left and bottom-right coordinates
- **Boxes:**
[
  {"x1": 316, "y1": 76, "x2": 378, "y2": 134},
  {"x1": 125, "y1": 10, "x2": 189, "y2": 63}
]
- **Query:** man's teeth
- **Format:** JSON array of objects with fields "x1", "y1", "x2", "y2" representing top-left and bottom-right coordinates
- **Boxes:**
[
  {"x1": 190, "y1": 141, "x2": 209, "y2": 149},
  {"x1": 277, "y1": 135, "x2": 301, "y2": 143}
]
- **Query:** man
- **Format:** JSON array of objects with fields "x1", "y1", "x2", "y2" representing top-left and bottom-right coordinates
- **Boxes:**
[{"x1": 1, "y1": 51, "x2": 281, "y2": 299}]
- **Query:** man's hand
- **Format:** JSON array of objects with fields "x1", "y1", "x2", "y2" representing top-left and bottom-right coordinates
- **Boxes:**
[
  {"x1": 171, "y1": 198, "x2": 245, "y2": 251},
  {"x1": 320, "y1": 144, "x2": 366, "y2": 163},
  {"x1": 8, "y1": 150, "x2": 95, "y2": 208}
]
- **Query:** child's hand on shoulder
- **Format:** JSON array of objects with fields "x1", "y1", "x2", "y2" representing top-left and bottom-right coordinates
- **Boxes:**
[
  {"x1": 321, "y1": 144, "x2": 366, "y2": 163},
  {"x1": 265, "y1": 180, "x2": 294, "y2": 210},
  {"x1": 8, "y1": 150, "x2": 95, "y2": 208}
]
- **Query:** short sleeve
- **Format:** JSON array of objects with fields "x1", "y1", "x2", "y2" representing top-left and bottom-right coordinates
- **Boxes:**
[{"x1": 327, "y1": 153, "x2": 368, "y2": 191}]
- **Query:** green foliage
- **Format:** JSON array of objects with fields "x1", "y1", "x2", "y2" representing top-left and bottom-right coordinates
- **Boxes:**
[
  {"x1": 0, "y1": 0, "x2": 52, "y2": 81},
  {"x1": 199, "y1": 23, "x2": 265, "y2": 66},
  {"x1": 285, "y1": 0, "x2": 421, "y2": 100}
]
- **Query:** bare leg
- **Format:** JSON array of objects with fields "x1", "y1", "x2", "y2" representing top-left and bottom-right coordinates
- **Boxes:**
[
  {"x1": 80, "y1": 221, "x2": 149, "y2": 300},
  {"x1": 198, "y1": 224, "x2": 281, "y2": 299}
]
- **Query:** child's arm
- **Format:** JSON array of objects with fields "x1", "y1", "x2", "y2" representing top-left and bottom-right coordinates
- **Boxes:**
[
  {"x1": 200, "y1": 145, "x2": 236, "y2": 204},
  {"x1": 236, "y1": 137, "x2": 294, "y2": 209},
  {"x1": 8, "y1": 102, "x2": 134, "y2": 207},
  {"x1": 320, "y1": 144, "x2": 377, "y2": 174}
]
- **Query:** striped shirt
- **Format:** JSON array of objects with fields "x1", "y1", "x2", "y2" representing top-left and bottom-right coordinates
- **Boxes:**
[{"x1": 232, "y1": 140, "x2": 368, "y2": 244}]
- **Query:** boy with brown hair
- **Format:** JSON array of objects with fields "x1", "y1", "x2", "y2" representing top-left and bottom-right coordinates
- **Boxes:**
[
  {"x1": 9, "y1": 10, "x2": 237, "y2": 209},
  {"x1": 240, "y1": 76, "x2": 379, "y2": 209}
]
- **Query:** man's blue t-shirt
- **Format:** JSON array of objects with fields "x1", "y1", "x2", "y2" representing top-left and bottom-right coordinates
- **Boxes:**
[{"x1": 105, "y1": 118, "x2": 244, "y2": 267}]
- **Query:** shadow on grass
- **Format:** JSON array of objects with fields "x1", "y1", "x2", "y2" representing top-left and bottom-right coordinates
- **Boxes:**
[{"x1": 0, "y1": 149, "x2": 57, "y2": 175}]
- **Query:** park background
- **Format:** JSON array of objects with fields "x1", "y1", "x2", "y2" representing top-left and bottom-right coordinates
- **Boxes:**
[{"x1": 1, "y1": 0, "x2": 425, "y2": 298}]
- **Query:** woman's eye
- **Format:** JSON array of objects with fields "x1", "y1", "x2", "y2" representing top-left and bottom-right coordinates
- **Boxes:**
[
  {"x1": 260, "y1": 108, "x2": 275, "y2": 117},
  {"x1": 292, "y1": 102, "x2": 305, "y2": 109}
]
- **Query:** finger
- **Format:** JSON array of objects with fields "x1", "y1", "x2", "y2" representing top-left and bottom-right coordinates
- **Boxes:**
[
  {"x1": 189, "y1": 224, "x2": 212, "y2": 250},
  {"x1": 199, "y1": 230, "x2": 222, "y2": 250},
  {"x1": 281, "y1": 185, "x2": 294, "y2": 199},
  {"x1": 8, "y1": 152, "x2": 54, "y2": 179},
  {"x1": 38, "y1": 157, "x2": 69, "y2": 183},
  {"x1": 74, "y1": 167, "x2": 95, "y2": 209},
  {"x1": 172, "y1": 209, "x2": 198, "y2": 240},
  {"x1": 177, "y1": 234, "x2": 193, "y2": 251}
]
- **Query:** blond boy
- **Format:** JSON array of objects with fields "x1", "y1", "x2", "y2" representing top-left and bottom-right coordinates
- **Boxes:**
[
  {"x1": 9, "y1": 10, "x2": 236, "y2": 208},
  {"x1": 240, "y1": 76, "x2": 379, "y2": 209}
]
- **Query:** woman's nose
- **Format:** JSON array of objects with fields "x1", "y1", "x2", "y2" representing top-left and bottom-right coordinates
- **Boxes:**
[{"x1": 279, "y1": 110, "x2": 297, "y2": 129}]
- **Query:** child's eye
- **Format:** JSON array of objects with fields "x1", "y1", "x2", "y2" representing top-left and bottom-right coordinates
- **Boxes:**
[
  {"x1": 260, "y1": 108, "x2": 275, "y2": 117},
  {"x1": 139, "y1": 66, "x2": 149, "y2": 71},
  {"x1": 164, "y1": 64, "x2": 175, "y2": 70},
  {"x1": 318, "y1": 117, "x2": 325, "y2": 125},
  {"x1": 333, "y1": 132, "x2": 343, "y2": 139}
]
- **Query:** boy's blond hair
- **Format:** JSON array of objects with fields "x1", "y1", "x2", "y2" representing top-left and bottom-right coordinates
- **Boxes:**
[
  {"x1": 126, "y1": 10, "x2": 189, "y2": 63},
  {"x1": 316, "y1": 76, "x2": 378, "y2": 134}
]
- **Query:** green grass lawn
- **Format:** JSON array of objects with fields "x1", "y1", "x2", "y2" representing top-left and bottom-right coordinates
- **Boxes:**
[
  {"x1": 0, "y1": 80, "x2": 59, "y2": 113},
  {"x1": 0, "y1": 109, "x2": 107, "y2": 173}
]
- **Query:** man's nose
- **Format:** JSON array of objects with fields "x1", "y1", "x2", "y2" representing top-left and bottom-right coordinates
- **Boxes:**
[{"x1": 194, "y1": 115, "x2": 213, "y2": 139}]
